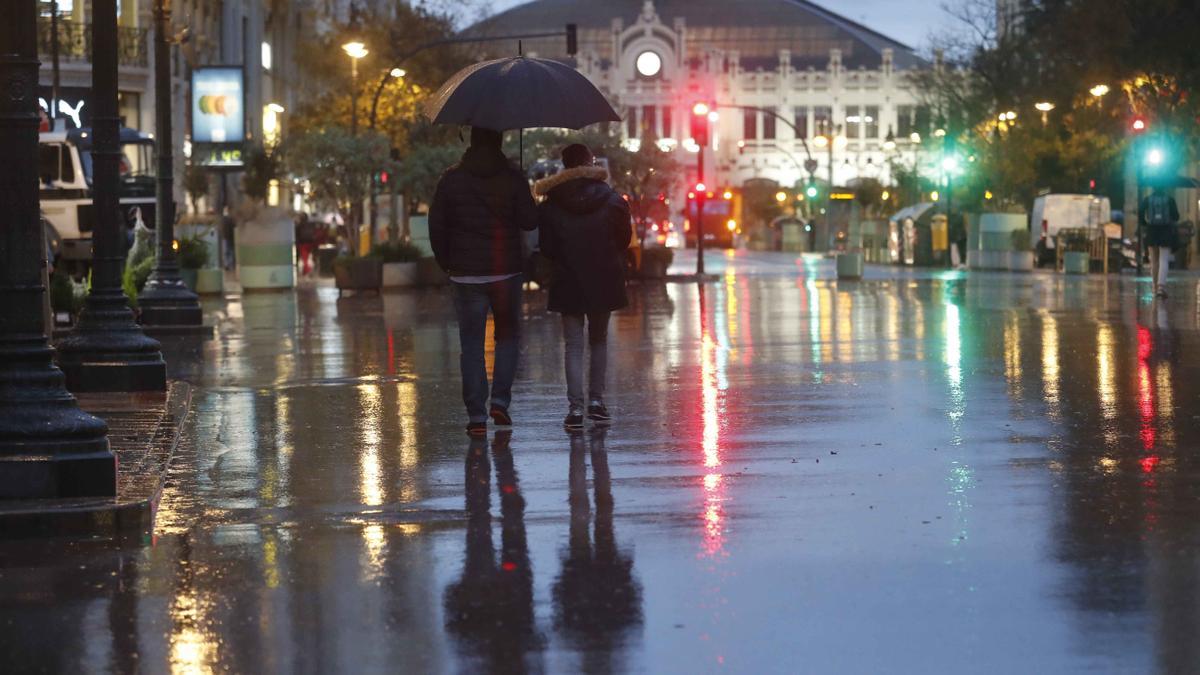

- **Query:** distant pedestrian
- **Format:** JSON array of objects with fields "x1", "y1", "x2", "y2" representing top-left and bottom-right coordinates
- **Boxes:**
[
  {"x1": 295, "y1": 212, "x2": 316, "y2": 277},
  {"x1": 1141, "y1": 185, "x2": 1180, "y2": 298},
  {"x1": 535, "y1": 144, "x2": 632, "y2": 430},
  {"x1": 429, "y1": 127, "x2": 538, "y2": 435},
  {"x1": 221, "y1": 206, "x2": 236, "y2": 270}
]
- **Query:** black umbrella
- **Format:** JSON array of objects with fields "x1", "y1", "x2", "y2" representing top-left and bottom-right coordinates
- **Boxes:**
[{"x1": 424, "y1": 56, "x2": 621, "y2": 131}]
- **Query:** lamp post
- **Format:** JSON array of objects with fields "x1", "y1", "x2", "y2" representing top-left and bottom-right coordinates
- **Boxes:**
[
  {"x1": 0, "y1": 0, "x2": 116, "y2": 498},
  {"x1": 56, "y1": 0, "x2": 167, "y2": 392},
  {"x1": 1035, "y1": 101, "x2": 1055, "y2": 127},
  {"x1": 139, "y1": 0, "x2": 204, "y2": 328},
  {"x1": 342, "y1": 40, "x2": 368, "y2": 135}
]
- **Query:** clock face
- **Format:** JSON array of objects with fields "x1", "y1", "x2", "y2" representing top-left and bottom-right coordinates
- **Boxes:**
[{"x1": 636, "y1": 51, "x2": 662, "y2": 78}]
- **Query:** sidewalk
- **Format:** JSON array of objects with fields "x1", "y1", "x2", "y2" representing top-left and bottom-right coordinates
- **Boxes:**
[{"x1": 0, "y1": 382, "x2": 192, "y2": 539}]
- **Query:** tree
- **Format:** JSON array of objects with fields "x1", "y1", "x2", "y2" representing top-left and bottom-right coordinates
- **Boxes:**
[
  {"x1": 285, "y1": 126, "x2": 394, "y2": 255},
  {"x1": 914, "y1": 0, "x2": 1200, "y2": 213},
  {"x1": 289, "y1": 4, "x2": 472, "y2": 156}
]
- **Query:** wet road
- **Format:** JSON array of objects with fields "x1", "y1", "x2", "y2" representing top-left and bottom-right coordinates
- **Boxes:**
[{"x1": 4, "y1": 250, "x2": 1200, "y2": 673}]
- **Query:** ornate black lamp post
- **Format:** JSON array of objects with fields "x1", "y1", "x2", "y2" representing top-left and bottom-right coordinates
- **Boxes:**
[
  {"x1": 138, "y1": 0, "x2": 204, "y2": 327},
  {"x1": 0, "y1": 0, "x2": 115, "y2": 498},
  {"x1": 56, "y1": 0, "x2": 167, "y2": 392}
]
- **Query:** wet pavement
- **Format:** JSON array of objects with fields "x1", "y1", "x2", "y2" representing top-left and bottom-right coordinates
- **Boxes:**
[{"x1": 4, "y1": 250, "x2": 1200, "y2": 673}]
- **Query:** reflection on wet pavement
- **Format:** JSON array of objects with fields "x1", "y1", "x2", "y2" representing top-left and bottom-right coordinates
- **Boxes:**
[{"x1": 4, "y1": 252, "x2": 1200, "y2": 672}]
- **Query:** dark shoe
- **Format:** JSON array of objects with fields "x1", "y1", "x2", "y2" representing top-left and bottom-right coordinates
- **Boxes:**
[
  {"x1": 1156, "y1": 286, "x2": 1169, "y2": 299},
  {"x1": 490, "y1": 406, "x2": 512, "y2": 427},
  {"x1": 466, "y1": 421, "x2": 487, "y2": 436},
  {"x1": 587, "y1": 401, "x2": 612, "y2": 424},
  {"x1": 564, "y1": 407, "x2": 584, "y2": 430}
]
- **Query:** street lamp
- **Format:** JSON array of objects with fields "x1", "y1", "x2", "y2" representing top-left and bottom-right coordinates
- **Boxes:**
[
  {"x1": 1035, "y1": 101, "x2": 1055, "y2": 126},
  {"x1": 342, "y1": 40, "x2": 369, "y2": 134},
  {"x1": 1089, "y1": 84, "x2": 1109, "y2": 98},
  {"x1": 390, "y1": 67, "x2": 406, "y2": 79}
]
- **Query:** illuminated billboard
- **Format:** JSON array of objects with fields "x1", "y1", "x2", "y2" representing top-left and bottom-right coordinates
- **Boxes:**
[{"x1": 191, "y1": 67, "x2": 244, "y2": 143}]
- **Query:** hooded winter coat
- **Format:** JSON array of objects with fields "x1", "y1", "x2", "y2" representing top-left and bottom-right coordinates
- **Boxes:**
[
  {"x1": 535, "y1": 166, "x2": 633, "y2": 314},
  {"x1": 429, "y1": 145, "x2": 537, "y2": 277}
]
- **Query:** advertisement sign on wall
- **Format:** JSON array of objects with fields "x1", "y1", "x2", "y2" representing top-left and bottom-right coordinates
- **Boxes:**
[{"x1": 191, "y1": 67, "x2": 244, "y2": 143}]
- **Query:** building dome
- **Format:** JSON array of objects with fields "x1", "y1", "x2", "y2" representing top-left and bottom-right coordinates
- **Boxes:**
[{"x1": 470, "y1": 0, "x2": 924, "y2": 70}]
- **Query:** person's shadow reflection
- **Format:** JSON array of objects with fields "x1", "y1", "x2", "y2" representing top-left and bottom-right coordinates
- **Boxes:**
[
  {"x1": 444, "y1": 432, "x2": 542, "y2": 673},
  {"x1": 553, "y1": 429, "x2": 643, "y2": 672}
]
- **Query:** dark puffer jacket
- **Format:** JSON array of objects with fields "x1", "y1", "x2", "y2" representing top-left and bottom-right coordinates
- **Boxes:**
[
  {"x1": 535, "y1": 166, "x2": 632, "y2": 314},
  {"x1": 429, "y1": 146, "x2": 537, "y2": 276}
]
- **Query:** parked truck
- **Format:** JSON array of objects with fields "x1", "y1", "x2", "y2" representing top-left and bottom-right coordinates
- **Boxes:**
[{"x1": 39, "y1": 126, "x2": 157, "y2": 270}]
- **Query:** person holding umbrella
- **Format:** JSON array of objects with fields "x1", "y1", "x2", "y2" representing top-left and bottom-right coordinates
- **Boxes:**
[
  {"x1": 430, "y1": 127, "x2": 538, "y2": 435},
  {"x1": 423, "y1": 55, "x2": 621, "y2": 434},
  {"x1": 535, "y1": 144, "x2": 631, "y2": 429}
]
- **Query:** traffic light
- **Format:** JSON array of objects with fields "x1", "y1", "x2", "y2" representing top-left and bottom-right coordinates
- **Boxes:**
[
  {"x1": 805, "y1": 183, "x2": 818, "y2": 199},
  {"x1": 691, "y1": 102, "x2": 711, "y2": 146},
  {"x1": 1130, "y1": 115, "x2": 1147, "y2": 134},
  {"x1": 565, "y1": 24, "x2": 577, "y2": 56}
]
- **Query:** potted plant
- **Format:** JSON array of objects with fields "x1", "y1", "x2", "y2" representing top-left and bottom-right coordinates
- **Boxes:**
[
  {"x1": 234, "y1": 145, "x2": 295, "y2": 291},
  {"x1": 1008, "y1": 228, "x2": 1035, "y2": 272},
  {"x1": 373, "y1": 240, "x2": 423, "y2": 288},
  {"x1": 285, "y1": 125, "x2": 394, "y2": 260},
  {"x1": 640, "y1": 246, "x2": 674, "y2": 279},
  {"x1": 176, "y1": 234, "x2": 210, "y2": 291},
  {"x1": 1060, "y1": 229, "x2": 1091, "y2": 274}
]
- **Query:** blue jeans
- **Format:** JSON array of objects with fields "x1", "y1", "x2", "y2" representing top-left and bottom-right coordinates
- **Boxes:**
[
  {"x1": 562, "y1": 311, "x2": 610, "y2": 409},
  {"x1": 453, "y1": 276, "x2": 523, "y2": 423}
]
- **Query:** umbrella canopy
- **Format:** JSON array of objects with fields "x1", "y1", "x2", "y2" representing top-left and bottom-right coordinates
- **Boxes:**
[{"x1": 424, "y1": 56, "x2": 621, "y2": 131}]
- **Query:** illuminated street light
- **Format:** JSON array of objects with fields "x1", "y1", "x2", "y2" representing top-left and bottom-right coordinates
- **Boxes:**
[
  {"x1": 1035, "y1": 101, "x2": 1055, "y2": 126},
  {"x1": 342, "y1": 41, "x2": 368, "y2": 60},
  {"x1": 390, "y1": 67, "x2": 406, "y2": 78},
  {"x1": 942, "y1": 156, "x2": 960, "y2": 172},
  {"x1": 1147, "y1": 148, "x2": 1163, "y2": 166},
  {"x1": 910, "y1": 132, "x2": 922, "y2": 144},
  {"x1": 342, "y1": 41, "x2": 369, "y2": 134},
  {"x1": 933, "y1": 128, "x2": 946, "y2": 138},
  {"x1": 775, "y1": 191, "x2": 788, "y2": 203},
  {"x1": 722, "y1": 190, "x2": 733, "y2": 200},
  {"x1": 1089, "y1": 84, "x2": 1109, "y2": 98}
]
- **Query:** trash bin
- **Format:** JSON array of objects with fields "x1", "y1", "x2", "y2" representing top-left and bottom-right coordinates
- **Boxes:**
[{"x1": 317, "y1": 244, "x2": 338, "y2": 277}]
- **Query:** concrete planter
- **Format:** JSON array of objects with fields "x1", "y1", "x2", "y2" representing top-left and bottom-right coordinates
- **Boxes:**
[
  {"x1": 1063, "y1": 251, "x2": 1090, "y2": 274},
  {"x1": 973, "y1": 250, "x2": 1009, "y2": 270},
  {"x1": 382, "y1": 262, "x2": 418, "y2": 288},
  {"x1": 334, "y1": 257, "x2": 383, "y2": 295},
  {"x1": 194, "y1": 268, "x2": 224, "y2": 294},
  {"x1": 978, "y1": 212, "x2": 1027, "y2": 250},
  {"x1": 235, "y1": 204, "x2": 296, "y2": 291},
  {"x1": 836, "y1": 252, "x2": 863, "y2": 280},
  {"x1": 1008, "y1": 251, "x2": 1035, "y2": 272},
  {"x1": 179, "y1": 268, "x2": 199, "y2": 292}
]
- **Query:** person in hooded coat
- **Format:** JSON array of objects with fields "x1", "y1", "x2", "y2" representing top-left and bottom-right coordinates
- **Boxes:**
[
  {"x1": 430, "y1": 127, "x2": 538, "y2": 435},
  {"x1": 535, "y1": 144, "x2": 632, "y2": 429}
]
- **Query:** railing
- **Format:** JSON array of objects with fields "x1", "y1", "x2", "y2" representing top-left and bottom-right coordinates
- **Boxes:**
[{"x1": 37, "y1": 19, "x2": 148, "y2": 68}]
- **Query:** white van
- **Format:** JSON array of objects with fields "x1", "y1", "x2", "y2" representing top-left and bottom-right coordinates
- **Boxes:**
[
  {"x1": 39, "y1": 127, "x2": 157, "y2": 264},
  {"x1": 1032, "y1": 194, "x2": 1111, "y2": 263}
]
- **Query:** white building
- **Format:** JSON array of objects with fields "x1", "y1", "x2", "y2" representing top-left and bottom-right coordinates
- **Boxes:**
[{"x1": 475, "y1": 0, "x2": 934, "y2": 195}]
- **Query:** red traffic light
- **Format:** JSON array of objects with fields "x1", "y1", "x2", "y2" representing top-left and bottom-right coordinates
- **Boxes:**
[
  {"x1": 691, "y1": 102, "x2": 712, "y2": 146},
  {"x1": 1131, "y1": 115, "x2": 1147, "y2": 133}
]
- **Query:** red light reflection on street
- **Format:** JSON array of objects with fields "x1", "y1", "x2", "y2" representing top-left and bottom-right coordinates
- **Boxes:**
[{"x1": 1137, "y1": 326, "x2": 1155, "y2": 451}]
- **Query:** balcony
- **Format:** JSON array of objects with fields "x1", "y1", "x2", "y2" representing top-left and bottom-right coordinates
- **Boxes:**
[{"x1": 37, "y1": 18, "x2": 148, "y2": 69}]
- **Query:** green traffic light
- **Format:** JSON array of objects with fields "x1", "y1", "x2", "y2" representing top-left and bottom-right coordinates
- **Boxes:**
[{"x1": 805, "y1": 186, "x2": 818, "y2": 198}]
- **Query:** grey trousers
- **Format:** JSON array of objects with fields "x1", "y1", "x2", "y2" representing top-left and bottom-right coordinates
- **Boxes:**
[{"x1": 562, "y1": 311, "x2": 610, "y2": 409}]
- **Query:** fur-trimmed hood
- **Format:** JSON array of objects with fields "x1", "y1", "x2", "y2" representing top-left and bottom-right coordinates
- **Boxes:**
[{"x1": 533, "y1": 165, "x2": 609, "y2": 196}]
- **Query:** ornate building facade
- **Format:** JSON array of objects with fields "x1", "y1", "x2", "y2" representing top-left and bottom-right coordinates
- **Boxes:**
[{"x1": 475, "y1": 0, "x2": 933, "y2": 195}]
